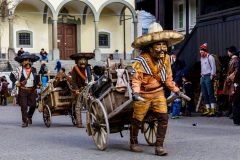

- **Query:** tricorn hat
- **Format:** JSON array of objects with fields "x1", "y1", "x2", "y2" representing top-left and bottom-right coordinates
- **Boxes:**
[
  {"x1": 131, "y1": 22, "x2": 184, "y2": 49},
  {"x1": 14, "y1": 52, "x2": 40, "y2": 63},
  {"x1": 69, "y1": 52, "x2": 95, "y2": 60}
]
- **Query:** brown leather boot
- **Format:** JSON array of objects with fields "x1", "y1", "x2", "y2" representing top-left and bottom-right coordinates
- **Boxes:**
[
  {"x1": 153, "y1": 112, "x2": 168, "y2": 156},
  {"x1": 77, "y1": 123, "x2": 84, "y2": 128},
  {"x1": 22, "y1": 122, "x2": 28, "y2": 127},
  {"x1": 155, "y1": 146, "x2": 168, "y2": 156},
  {"x1": 130, "y1": 144, "x2": 142, "y2": 152},
  {"x1": 129, "y1": 118, "x2": 142, "y2": 152},
  {"x1": 28, "y1": 118, "x2": 32, "y2": 124}
]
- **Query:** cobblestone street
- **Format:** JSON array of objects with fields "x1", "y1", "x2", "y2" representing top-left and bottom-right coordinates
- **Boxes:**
[{"x1": 0, "y1": 104, "x2": 239, "y2": 160}]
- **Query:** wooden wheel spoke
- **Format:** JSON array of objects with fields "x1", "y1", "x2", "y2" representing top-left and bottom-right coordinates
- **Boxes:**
[
  {"x1": 101, "y1": 127, "x2": 107, "y2": 135},
  {"x1": 97, "y1": 131, "x2": 101, "y2": 145},
  {"x1": 101, "y1": 130, "x2": 106, "y2": 144},
  {"x1": 147, "y1": 126, "x2": 151, "y2": 140},
  {"x1": 99, "y1": 124, "x2": 106, "y2": 127},
  {"x1": 90, "y1": 113, "x2": 97, "y2": 121},
  {"x1": 144, "y1": 124, "x2": 150, "y2": 133},
  {"x1": 151, "y1": 128, "x2": 154, "y2": 143},
  {"x1": 92, "y1": 104, "x2": 97, "y2": 115}
]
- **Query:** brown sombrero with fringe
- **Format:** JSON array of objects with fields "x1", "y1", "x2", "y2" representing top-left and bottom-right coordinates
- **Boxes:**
[
  {"x1": 131, "y1": 22, "x2": 184, "y2": 49},
  {"x1": 69, "y1": 52, "x2": 95, "y2": 60}
]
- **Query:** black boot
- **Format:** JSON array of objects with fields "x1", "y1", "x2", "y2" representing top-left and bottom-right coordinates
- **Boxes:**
[
  {"x1": 129, "y1": 118, "x2": 142, "y2": 152},
  {"x1": 153, "y1": 112, "x2": 168, "y2": 156}
]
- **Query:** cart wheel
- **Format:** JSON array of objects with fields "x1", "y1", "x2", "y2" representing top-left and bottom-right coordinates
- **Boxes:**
[
  {"x1": 43, "y1": 105, "x2": 51, "y2": 127},
  {"x1": 142, "y1": 115, "x2": 157, "y2": 146},
  {"x1": 71, "y1": 103, "x2": 77, "y2": 125},
  {"x1": 89, "y1": 99, "x2": 109, "y2": 151}
]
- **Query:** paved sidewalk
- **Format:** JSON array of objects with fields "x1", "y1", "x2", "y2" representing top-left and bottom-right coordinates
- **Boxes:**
[{"x1": 0, "y1": 104, "x2": 240, "y2": 160}]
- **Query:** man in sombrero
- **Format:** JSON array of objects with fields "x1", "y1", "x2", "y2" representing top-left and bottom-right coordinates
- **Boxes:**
[
  {"x1": 130, "y1": 22, "x2": 188, "y2": 156},
  {"x1": 10, "y1": 52, "x2": 40, "y2": 127},
  {"x1": 69, "y1": 52, "x2": 95, "y2": 128}
]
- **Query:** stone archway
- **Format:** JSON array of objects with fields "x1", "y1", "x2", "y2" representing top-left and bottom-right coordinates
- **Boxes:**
[{"x1": 97, "y1": 0, "x2": 138, "y2": 23}]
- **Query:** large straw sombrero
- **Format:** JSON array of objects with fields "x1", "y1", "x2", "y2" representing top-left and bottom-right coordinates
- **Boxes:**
[
  {"x1": 69, "y1": 52, "x2": 95, "y2": 60},
  {"x1": 131, "y1": 22, "x2": 184, "y2": 49},
  {"x1": 14, "y1": 52, "x2": 40, "y2": 63}
]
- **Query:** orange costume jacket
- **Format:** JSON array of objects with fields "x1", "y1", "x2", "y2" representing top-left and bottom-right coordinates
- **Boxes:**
[{"x1": 132, "y1": 53, "x2": 179, "y2": 99}]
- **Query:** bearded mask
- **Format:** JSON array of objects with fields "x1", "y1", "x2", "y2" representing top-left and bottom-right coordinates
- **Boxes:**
[
  {"x1": 77, "y1": 57, "x2": 87, "y2": 68},
  {"x1": 149, "y1": 41, "x2": 168, "y2": 60},
  {"x1": 21, "y1": 58, "x2": 33, "y2": 69}
]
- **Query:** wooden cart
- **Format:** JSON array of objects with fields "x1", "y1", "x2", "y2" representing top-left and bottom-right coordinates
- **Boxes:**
[
  {"x1": 82, "y1": 59, "x2": 159, "y2": 151},
  {"x1": 37, "y1": 73, "x2": 77, "y2": 127}
]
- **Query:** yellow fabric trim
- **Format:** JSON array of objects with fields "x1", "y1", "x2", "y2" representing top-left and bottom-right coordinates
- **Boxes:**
[
  {"x1": 164, "y1": 54, "x2": 171, "y2": 76},
  {"x1": 132, "y1": 61, "x2": 145, "y2": 73}
]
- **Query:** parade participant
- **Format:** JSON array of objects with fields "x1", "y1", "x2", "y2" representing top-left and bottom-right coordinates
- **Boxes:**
[
  {"x1": 10, "y1": 52, "x2": 40, "y2": 127},
  {"x1": 199, "y1": 43, "x2": 216, "y2": 117},
  {"x1": 130, "y1": 22, "x2": 187, "y2": 156},
  {"x1": 69, "y1": 52, "x2": 95, "y2": 128}
]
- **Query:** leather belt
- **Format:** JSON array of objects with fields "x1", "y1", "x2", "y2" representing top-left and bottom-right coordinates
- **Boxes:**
[
  {"x1": 141, "y1": 86, "x2": 161, "y2": 91},
  {"x1": 20, "y1": 86, "x2": 34, "y2": 91},
  {"x1": 202, "y1": 73, "x2": 211, "y2": 77}
]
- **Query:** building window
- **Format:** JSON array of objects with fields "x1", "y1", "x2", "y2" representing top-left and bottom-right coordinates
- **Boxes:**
[
  {"x1": 19, "y1": 33, "x2": 30, "y2": 45},
  {"x1": 99, "y1": 32, "x2": 110, "y2": 48},
  {"x1": 16, "y1": 30, "x2": 33, "y2": 48},
  {"x1": 179, "y1": 4, "x2": 184, "y2": 28}
]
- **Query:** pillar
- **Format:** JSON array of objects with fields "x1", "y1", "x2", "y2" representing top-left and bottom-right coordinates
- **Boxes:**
[
  {"x1": 132, "y1": 21, "x2": 139, "y2": 59},
  {"x1": 94, "y1": 21, "x2": 101, "y2": 61},
  {"x1": 52, "y1": 19, "x2": 59, "y2": 60},
  {"x1": 8, "y1": 16, "x2": 14, "y2": 49}
]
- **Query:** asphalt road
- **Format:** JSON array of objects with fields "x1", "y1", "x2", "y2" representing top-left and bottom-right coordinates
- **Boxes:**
[{"x1": 0, "y1": 104, "x2": 239, "y2": 160}]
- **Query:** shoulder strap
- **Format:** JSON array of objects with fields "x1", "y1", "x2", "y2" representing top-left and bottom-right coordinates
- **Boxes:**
[
  {"x1": 74, "y1": 65, "x2": 87, "y2": 81},
  {"x1": 207, "y1": 54, "x2": 212, "y2": 70},
  {"x1": 21, "y1": 67, "x2": 33, "y2": 85}
]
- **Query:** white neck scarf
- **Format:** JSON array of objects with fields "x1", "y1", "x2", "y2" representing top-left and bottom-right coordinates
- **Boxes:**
[{"x1": 23, "y1": 69, "x2": 34, "y2": 87}]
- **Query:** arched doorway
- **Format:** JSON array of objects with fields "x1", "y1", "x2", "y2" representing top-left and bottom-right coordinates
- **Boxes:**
[{"x1": 57, "y1": 7, "x2": 80, "y2": 59}]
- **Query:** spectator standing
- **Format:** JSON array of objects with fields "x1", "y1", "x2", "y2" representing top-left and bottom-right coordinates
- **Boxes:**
[
  {"x1": 182, "y1": 74, "x2": 194, "y2": 116},
  {"x1": 1, "y1": 77, "x2": 9, "y2": 106},
  {"x1": 223, "y1": 46, "x2": 239, "y2": 97},
  {"x1": 17, "y1": 48, "x2": 24, "y2": 56},
  {"x1": 39, "y1": 48, "x2": 48, "y2": 62},
  {"x1": 54, "y1": 59, "x2": 61, "y2": 73},
  {"x1": 59, "y1": 67, "x2": 65, "y2": 74},
  {"x1": 170, "y1": 85, "x2": 182, "y2": 119},
  {"x1": 39, "y1": 61, "x2": 48, "y2": 87},
  {"x1": 232, "y1": 63, "x2": 240, "y2": 125},
  {"x1": 199, "y1": 43, "x2": 216, "y2": 117}
]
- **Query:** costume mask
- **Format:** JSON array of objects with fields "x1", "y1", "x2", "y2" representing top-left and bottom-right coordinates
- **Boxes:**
[
  {"x1": 21, "y1": 58, "x2": 32, "y2": 68},
  {"x1": 77, "y1": 57, "x2": 87, "y2": 68},
  {"x1": 149, "y1": 41, "x2": 168, "y2": 60}
]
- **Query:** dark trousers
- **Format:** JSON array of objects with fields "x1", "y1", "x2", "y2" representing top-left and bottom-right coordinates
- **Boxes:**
[
  {"x1": 1, "y1": 96, "x2": 7, "y2": 105},
  {"x1": 233, "y1": 101, "x2": 240, "y2": 124},
  {"x1": 200, "y1": 75, "x2": 216, "y2": 104},
  {"x1": 19, "y1": 88, "x2": 36, "y2": 123}
]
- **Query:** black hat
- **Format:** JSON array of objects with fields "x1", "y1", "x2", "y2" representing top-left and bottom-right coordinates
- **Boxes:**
[
  {"x1": 226, "y1": 46, "x2": 237, "y2": 53},
  {"x1": 14, "y1": 52, "x2": 40, "y2": 63},
  {"x1": 69, "y1": 52, "x2": 95, "y2": 60}
]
